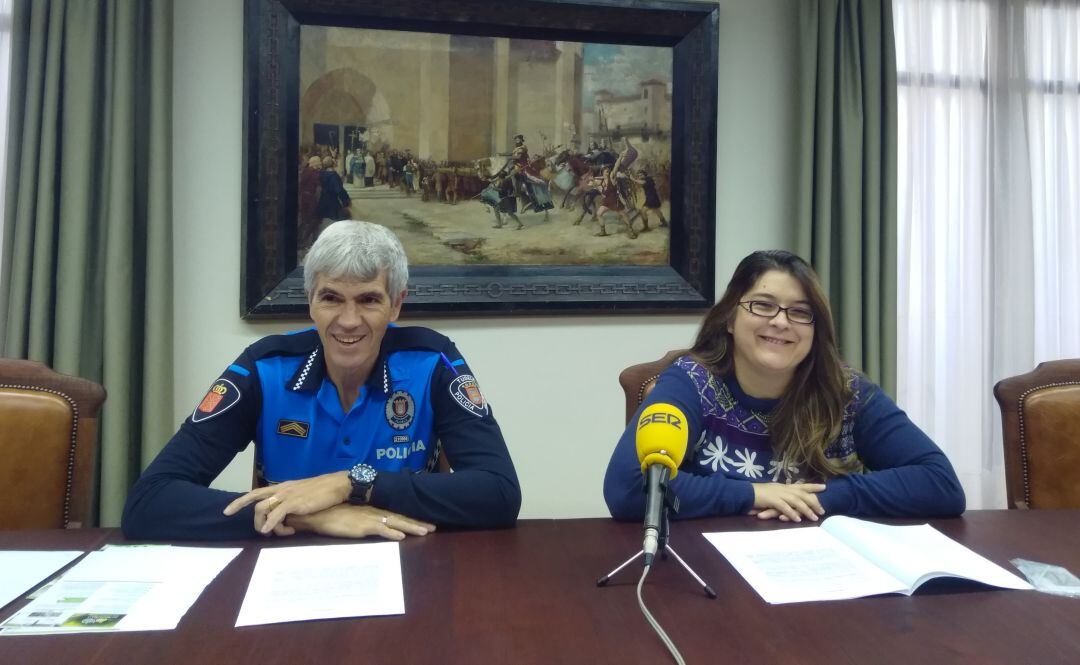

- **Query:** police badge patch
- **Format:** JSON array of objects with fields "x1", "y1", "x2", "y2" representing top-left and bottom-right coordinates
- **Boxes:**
[
  {"x1": 384, "y1": 390, "x2": 415, "y2": 430},
  {"x1": 449, "y1": 374, "x2": 488, "y2": 417},
  {"x1": 192, "y1": 378, "x2": 240, "y2": 423}
]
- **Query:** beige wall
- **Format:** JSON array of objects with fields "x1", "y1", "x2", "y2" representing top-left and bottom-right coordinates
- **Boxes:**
[{"x1": 172, "y1": 0, "x2": 799, "y2": 518}]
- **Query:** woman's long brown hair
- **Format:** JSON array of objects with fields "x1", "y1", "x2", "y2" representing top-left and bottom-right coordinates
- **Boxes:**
[{"x1": 690, "y1": 250, "x2": 855, "y2": 478}]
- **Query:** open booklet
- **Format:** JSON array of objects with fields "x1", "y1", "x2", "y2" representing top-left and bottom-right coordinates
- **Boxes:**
[{"x1": 704, "y1": 516, "x2": 1033, "y2": 604}]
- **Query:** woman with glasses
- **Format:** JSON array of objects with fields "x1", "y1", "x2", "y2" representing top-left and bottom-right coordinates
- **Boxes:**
[{"x1": 604, "y1": 250, "x2": 965, "y2": 522}]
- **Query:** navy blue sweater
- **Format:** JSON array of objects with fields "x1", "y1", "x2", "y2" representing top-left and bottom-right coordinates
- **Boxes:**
[{"x1": 604, "y1": 357, "x2": 965, "y2": 520}]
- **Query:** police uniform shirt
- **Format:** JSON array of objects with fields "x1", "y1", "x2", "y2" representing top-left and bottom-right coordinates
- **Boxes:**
[{"x1": 121, "y1": 326, "x2": 521, "y2": 540}]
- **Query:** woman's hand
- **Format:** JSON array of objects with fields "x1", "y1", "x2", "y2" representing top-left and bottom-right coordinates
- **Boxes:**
[{"x1": 750, "y1": 483, "x2": 826, "y2": 522}]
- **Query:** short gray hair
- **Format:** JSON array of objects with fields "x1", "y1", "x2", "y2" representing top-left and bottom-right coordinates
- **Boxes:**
[{"x1": 304, "y1": 221, "x2": 409, "y2": 301}]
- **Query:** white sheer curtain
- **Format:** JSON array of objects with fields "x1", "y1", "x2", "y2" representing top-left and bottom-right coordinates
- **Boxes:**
[
  {"x1": 894, "y1": 0, "x2": 1080, "y2": 509},
  {"x1": 1025, "y1": 3, "x2": 1080, "y2": 360}
]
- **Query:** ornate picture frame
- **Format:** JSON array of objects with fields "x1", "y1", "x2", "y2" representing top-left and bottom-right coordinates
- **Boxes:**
[{"x1": 242, "y1": 0, "x2": 717, "y2": 317}]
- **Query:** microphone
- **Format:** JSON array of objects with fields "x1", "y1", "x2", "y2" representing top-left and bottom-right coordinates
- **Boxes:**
[{"x1": 635, "y1": 403, "x2": 688, "y2": 565}]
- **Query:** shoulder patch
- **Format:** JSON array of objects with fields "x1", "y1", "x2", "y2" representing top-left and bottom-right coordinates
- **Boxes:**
[
  {"x1": 449, "y1": 374, "x2": 488, "y2": 417},
  {"x1": 192, "y1": 378, "x2": 241, "y2": 423}
]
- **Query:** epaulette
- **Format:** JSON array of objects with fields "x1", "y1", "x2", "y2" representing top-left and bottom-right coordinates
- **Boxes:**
[
  {"x1": 244, "y1": 327, "x2": 321, "y2": 360},
  {"x1": 382, "y1": 325, "x2": 452, "y2": 355}
]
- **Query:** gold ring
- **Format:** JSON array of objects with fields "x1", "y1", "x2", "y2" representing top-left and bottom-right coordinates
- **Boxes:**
[{"x1": 266, "y1": 496, "x2": 281, "y2": 510}]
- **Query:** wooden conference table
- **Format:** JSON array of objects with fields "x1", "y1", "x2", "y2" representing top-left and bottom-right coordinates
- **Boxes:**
[{"x1": 1, "y1": 510, "x2": 1079, "y2": 664}]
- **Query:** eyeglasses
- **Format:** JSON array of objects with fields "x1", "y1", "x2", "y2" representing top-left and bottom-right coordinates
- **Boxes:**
[{"x1": 738, "y1": 300, "x2": 815, "y2": 325}]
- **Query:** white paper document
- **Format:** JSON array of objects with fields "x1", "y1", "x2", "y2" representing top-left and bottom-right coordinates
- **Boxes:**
[
  {"x1": 705, "y1": 516, "x2": 1032, "y2": 605},
  {"x1": 235, "y1": 542, "x2": 404, "y2": 627},
  {"x1": 0, "y1": 545, "x2": 241, "y2": 635},
  {"x1": 0, "y1": 551, "x2": 85, "y2": 610}
]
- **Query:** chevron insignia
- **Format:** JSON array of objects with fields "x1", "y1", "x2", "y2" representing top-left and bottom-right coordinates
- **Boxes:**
[{"x1": 277, "y1": 419, "x2": 310, "y2": 438}]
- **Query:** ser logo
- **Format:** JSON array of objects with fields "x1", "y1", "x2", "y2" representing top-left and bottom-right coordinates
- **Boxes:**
[{"x1": 637, "y1": 412, "x2": 683, "y2": 430}]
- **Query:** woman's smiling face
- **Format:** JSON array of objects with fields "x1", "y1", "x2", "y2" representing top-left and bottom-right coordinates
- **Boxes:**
[{"x1": 728, "y1": 269, "x2": 815, "y2": 396}]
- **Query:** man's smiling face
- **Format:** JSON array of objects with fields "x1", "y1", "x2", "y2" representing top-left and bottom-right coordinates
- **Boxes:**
[{"x1": 308, "y1": 271, "x2": 403, "y2": 385}]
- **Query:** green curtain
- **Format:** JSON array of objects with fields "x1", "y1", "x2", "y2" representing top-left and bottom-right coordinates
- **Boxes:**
[
  {"x1": 797, "y1": 0, "x2": 898, "y2": 396},
  {"x1": 0, "y1": 0, "x2": 173, "y2": 526}
]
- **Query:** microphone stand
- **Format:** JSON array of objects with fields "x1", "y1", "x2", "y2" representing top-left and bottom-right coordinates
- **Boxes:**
[{"x1": 596, "y1": 483, "x2": 717, "y2": 598}]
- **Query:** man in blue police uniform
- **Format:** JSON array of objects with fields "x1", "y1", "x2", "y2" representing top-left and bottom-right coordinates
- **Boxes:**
[{"x1": 122, "y1": 221, "x2": 521, "y2": 540}]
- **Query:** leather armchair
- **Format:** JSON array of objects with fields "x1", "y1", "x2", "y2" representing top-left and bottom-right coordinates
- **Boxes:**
[
  {"x1": 0, "y1": 359, "x2": 106, "y2": 528},
  {"x1": 993, "y1": 359, "x2": 1080, "y2": 509},
  {"x1": 618, "y1": 349, "x2": 686, "y2": 425}
]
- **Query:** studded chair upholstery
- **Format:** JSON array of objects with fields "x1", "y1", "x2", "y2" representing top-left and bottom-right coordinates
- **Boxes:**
[
  {"x1": 618, "y1": 350, "x2": 687, "y2": 425},
  {"x1": 0, "y1": 359, "x2": 106, "y2": 529},
  {"x1": 993, "y1": 359, "x2": 1080, "y2": 509}
]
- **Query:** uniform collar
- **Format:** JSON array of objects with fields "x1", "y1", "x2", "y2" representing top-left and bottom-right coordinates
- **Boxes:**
[
  {"x1": 286, "y1": 328, "x2": 399, "y2": 395},
  {"x1": 287, "y1": 345, "x2": 326, "y2": 393},
  {"x1": 367, "y1": 352, "x2": 392, "y2": 395}
]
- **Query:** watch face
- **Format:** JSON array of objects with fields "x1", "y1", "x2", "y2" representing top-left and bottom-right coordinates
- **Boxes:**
[{"x1": 350, "y1": 463, "x2": 377, "y2": 484}]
